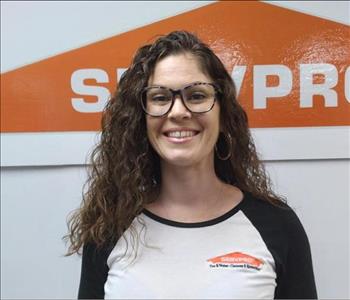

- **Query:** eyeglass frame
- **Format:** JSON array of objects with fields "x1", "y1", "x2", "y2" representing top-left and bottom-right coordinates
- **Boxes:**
[{"x1": 140, "y1": 82, "x2": 221, "y2": 117}]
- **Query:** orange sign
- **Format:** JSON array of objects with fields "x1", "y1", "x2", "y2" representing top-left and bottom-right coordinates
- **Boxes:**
[{"x1": 1, "y1": 1, "x2": 349, "y2": 132}]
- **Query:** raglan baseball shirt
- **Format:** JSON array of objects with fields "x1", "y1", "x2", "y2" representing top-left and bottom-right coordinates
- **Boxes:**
[{"x1": 78, "y1": 191, "x2": 318, "y2": 299}]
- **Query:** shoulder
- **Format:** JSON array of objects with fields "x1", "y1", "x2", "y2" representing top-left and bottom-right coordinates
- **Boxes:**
[
  {"x1": 83, "y1": 240, "x2": 114, "y2": 258},
  {"x1": 240, "y1": 191, "x2": 311, "y2": 251},
  {"x1": 242, "y1": 191, "x2": 303, "y2": 229}
]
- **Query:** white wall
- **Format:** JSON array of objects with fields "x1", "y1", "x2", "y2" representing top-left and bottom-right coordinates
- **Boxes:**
[{"x1": 1, "y1": 166, "x2": 84, "y2": 299}]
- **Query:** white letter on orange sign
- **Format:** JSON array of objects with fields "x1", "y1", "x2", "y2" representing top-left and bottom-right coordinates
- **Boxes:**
[
  {"x1": 231, "y1": 66, "x2": 247, "y2": 97},
  {"x1": 300, "y1": 64, "x2": 338, "y2": 108},
  {"x1": 345, "y1": 66, "x2": 350, "y2": 103},
  {"x1": 71, "y1": 69, "x2": 110, "y2": 113},
  {"x1": 253, "y1": 65, "x2": 292, "y2": 109}
]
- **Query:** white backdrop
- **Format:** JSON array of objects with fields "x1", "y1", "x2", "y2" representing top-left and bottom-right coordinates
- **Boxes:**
[{"x1": 1, "y1": 1, "x2": 349, "y2": 299}]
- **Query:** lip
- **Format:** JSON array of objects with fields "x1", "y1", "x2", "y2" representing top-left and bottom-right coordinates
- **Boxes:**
[{"x1": 162, "y1": 128, "x2": 201, "y2": 144}]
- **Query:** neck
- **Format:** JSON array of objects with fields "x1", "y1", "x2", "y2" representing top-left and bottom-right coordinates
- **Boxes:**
[
  {"x1": 145, "y1": 157, "x2": 244, "y2": 222},
  {"x1": 157, "y1": 157, "x2": 224, "y2": 211}
]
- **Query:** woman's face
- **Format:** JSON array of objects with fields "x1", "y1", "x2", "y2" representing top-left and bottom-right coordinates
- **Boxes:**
[{"x1": 146, "y1": 53, "x2": 220, "y2": 168}]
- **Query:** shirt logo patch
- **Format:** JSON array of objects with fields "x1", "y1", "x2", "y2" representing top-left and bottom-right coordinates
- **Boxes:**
[{"x1": 207, "y1": 252, "x2": 263, "y2": 271}]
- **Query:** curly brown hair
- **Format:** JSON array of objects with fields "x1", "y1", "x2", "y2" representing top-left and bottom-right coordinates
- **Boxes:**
[{"x1": 64, "y1": 30, "x2": 286, "y2": 256}]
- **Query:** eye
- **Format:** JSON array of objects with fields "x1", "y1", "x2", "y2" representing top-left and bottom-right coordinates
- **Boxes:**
[
  {"x1": 187, "y1": 92, "x2": 207, "y2": 101},
  {"x1": 151, "y1": 94, "x2": 169, "y2": 102}
]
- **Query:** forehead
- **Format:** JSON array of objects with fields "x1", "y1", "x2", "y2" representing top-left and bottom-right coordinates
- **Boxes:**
[{"x1": 148, "y1": 53, "x2": 212, "y2": 88}]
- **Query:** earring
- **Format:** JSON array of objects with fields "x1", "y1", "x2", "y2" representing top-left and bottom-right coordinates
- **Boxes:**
[{"x1": 215, "y1": 132, "x2": 232, "y2": 160}]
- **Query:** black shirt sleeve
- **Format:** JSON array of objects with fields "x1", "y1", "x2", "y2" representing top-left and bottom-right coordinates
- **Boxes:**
[
  {"x1": 274, "y1": 209, "x2": 318, "y2": 299},
  {"x1": 78, "y1": 242, "x2": 110, "y2": 299},
  {"x1": 241, "y1": 193, "x2": 318, "y2": 299}
]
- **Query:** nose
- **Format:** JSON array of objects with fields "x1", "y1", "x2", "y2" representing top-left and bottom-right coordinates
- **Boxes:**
[{"x1": 167, "y1": 95, "x2": 191, "y2": 119}]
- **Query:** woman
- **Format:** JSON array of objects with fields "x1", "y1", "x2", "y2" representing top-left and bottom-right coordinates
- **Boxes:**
[{"x1": 65, "y1": 31, "x2": 317, "y2": 299}]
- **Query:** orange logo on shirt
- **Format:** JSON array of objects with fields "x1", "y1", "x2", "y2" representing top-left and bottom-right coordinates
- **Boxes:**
[{"x1": 207, "y1": 252, "x2": 263, "y2": 270}]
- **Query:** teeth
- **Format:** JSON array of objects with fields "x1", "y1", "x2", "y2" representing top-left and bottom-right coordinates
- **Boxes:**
[{"x1": 167, "y1": 131, "x2": 197, "y2": 138}]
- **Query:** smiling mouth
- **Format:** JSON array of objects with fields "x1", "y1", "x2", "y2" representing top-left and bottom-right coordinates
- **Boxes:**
[{"x1": 164, "y1": 130, "x2": 200, "y2": 139}]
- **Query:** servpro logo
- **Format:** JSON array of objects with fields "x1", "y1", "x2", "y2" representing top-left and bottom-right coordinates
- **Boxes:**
[
  {"x1": 70, "y1": 63, "x2": 349, "y2": 114},
  {"x1": 1, "y1": 1, "x2": 349, "y2": 132},
  {"x1": 207, "y1": 252, "x2": 264, "y2": 271}
]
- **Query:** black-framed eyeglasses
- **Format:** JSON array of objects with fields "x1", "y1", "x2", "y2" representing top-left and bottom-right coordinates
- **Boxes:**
[{"x1": 141, "y1": 82, "x2": 220, "y2": 117}]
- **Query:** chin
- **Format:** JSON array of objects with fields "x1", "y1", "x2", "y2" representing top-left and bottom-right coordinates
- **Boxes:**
[
  {"x1": 165, "y1": 158, "x2": 195, "y2": 167},
  {"x1": 162, "y1": 152, "x2": 212, "y2": 168},
  {"x1": 161, "y1": 153, "x2": 198, "y2": 167}
]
